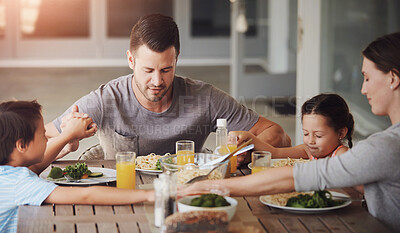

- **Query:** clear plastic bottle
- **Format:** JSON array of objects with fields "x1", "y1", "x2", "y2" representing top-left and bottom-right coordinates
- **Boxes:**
[
  {"x1": 154, "y1": 173, "x2": 176, "y2": 230},
  {"x1": 215, "y1": 119, "x2": 230, "y2": 155}
]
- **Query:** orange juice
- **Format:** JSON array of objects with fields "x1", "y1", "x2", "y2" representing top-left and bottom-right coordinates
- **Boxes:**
[
  {"x1": 116, "y1": 162, "x2": 136, "y2": 189},
  {"x1": 176, "y1": 150, "x2": 195, "y2": 165},
  {"x1": 252, "y1": 166, "x2": 271, "y2": 174},
  {"x1": 228, "y1": 144, "x2": 237, "y2": 174}
]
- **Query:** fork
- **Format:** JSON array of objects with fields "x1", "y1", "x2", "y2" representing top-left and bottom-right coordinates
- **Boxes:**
[
  {"x1": 184, "y1": 165, "x2": 221, "y2": 184},
  {"x1": 64, "y1": 175, "x2": 81, "y2": 183}
]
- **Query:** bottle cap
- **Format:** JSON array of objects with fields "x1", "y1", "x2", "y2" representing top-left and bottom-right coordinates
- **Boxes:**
[{"x1": 217, "y1": 119, "x2": 227, "y2": 127}]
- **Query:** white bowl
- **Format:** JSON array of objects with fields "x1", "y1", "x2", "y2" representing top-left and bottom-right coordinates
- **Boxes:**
[{"x1": 177, "y1": 195, "x2": 237, "y2": 221}]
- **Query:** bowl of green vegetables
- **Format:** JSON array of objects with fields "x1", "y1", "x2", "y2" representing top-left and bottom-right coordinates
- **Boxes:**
[{"x1": 177, "y1": 193, "x2": 237, "y2": 221}]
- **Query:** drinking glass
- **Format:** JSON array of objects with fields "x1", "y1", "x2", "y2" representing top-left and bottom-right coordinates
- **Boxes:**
[
  {"x1": 251, "y1": 151, "x2": 271, "y2": 174},
  {"x1": 116, "y1": 152, "x2": 136, "y2": 189},
  {"x1": 227, "y1": 135, "x2": 238, "y2": 175},
  {"x1": 176, "y1": 140, "x2": 195, "y2": 165}
]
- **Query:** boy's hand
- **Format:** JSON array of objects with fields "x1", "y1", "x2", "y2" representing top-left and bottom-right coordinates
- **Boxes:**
[
  {"x1": 60, "y1": 105, "x2": 98, "y2": 140},
  {"x1": 60, "y1": 105, "x2": 96, "y2": 130},
  {"x1": 61, "y1": 117, "x2": 97, "y2": 141}
]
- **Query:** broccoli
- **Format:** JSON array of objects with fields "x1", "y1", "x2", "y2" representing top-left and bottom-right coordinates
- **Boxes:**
[
  {"x1": 286, "y1": 191, "x2": 345, "y2": 208},
  {"x1": 189, "y1": 193, "x2": 231, "y2": 208}
]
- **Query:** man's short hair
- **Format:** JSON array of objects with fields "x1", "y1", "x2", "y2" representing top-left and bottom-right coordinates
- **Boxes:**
[
  {"x1": 0, "y1": 100, "x2": 42, "y2": 165},
  {"x1": 129, "y1": 14, "x2": 180, "y2": 58}
]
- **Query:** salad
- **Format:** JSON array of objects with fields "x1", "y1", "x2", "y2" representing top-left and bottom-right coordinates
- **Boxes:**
[{"x1": 47, "y1": 162, "x2": 103, "y2": 180}]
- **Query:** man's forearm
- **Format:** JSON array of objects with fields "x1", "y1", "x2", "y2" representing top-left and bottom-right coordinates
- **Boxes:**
[
  {"x1": 256, "y1": 124, "x2": 291, "y2": 148},
  {"x1": 45, "y1": 121, "x2": 61, "y2": 138}
]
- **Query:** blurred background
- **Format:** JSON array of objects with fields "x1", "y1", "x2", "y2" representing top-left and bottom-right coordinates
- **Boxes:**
[{"x1": 0, "y1": 0, "x2": 399, "y2": 158}]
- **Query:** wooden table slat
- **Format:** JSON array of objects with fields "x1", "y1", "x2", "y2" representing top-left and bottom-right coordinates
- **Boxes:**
[
  {"x1": 75, "y1": 204, "x2": 93, "y2": 215},
  {"x1": 117, "y1": 222, "x2": 141, "y2": 233},
  {"x1": 279, "y1": 217, "x2": 309, "y2": 233},
  {"x1": 76, "y1": 223, "x2": 96, "y2": 233},
  {"x1": 113, "y1": 204, "x2": 134, "y2": 214},
  {"x1": 340, "y1": 212, "x2": 393, "y2": 233},
  {"x1": 54, "y1": 222, "x2": 75, "y2": 233},
  {"x1": 94, "y1": 205, "x2": 114, "y2": 215},
  {"x1": 319, "y1": 216, "x2": 352, "y2": 233},
  {"x1": 298, "y1": 216, "x2": 331, "y2": 233},
  {"x1": 258, "y1": 216, "x2": 289, "y2": 233},
  {"x1": 55, "y1": 204, "x2": 73, "y2": 216},
  {"x1": 97, "y1": 222, "x2": 119, "y2": 233}
]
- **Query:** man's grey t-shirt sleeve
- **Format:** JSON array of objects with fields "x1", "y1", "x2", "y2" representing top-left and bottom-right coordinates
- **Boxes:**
[
  {"x1": 52, "y1": 89, "x2": 104, "y2": 133},
  {"x1": 208, "y1": 86, "x2": 259, "y2": 132}
]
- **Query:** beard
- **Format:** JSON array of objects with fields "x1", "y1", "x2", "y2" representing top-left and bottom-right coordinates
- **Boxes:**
[{"x1": 134, "y1": 76, "x2": 172, "y2": 102}]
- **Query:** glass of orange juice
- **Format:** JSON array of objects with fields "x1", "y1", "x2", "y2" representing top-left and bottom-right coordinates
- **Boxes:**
[
  {"x1": 176, "y1": 140, "x2": 195, "y2": 165},
  {"x1": 227, "y1": 135, "x2": 238, "y2": 176},
  {"x1": 116, "y1": 152, "x2": 136, "y2": 189},
  {"x1": 251, "y1": 151, "x2": 271, "y2": 174}
]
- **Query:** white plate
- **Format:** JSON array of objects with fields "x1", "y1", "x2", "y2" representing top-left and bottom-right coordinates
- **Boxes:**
[
  {"x1": 40, "y1": 167, "x2": 116, "y2": 185},
  {"x1": 135, "y1": 168, "x2": 163, "y2": 175},
  {"x1": 259, "y1": 191, "x2": 352, "y2": 214}
]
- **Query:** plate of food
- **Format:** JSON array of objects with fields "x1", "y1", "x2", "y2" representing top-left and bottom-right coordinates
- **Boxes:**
[
  {"x1": 40, "y1": 162, "x2": 116, "y2": 185},
  {"x1": 259, "y1": 191, "x2": 352, "y2": 214},
  {"x1": 248, "y1": 158, "x2": 309, "y2": 170},
  {"x1": 135, "y1": 153, "x2": 168, "y2": 175}
]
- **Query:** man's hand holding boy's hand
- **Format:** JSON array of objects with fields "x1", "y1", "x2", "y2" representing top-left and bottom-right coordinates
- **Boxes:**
[{"x1": 61, "y1": 117, "x2": 97, "y2": 141}]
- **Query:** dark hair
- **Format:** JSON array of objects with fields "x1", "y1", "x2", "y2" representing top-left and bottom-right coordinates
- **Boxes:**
[
  {"x1": 362, "y1": 32, "x2": 400, "y2": 77},
  {"x1": 129, "y1": 14, "x2": 180, "y2": 58},
  {"x1": 301, "y1": 94, "x2": 354, "y2": 148},
  {"x1": 0, "y1": 100, "x2": 42, "y2": 165}
]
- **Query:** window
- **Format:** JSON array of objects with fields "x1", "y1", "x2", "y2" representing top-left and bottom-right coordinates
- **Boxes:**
[
  {"x1": 107, "y1": 0, "x2": 173, "y2": 38},
  {"x1": 320, "y1": 0, "x2": 400, "y2": 134},
  {"x1": 0, "y1": 0, "x2": 5, "y2": 38},
  {"x1": 20, "y1": 0, "x2": 89, "y2": 39},
  {"x1": 191, "y1": 0, "x2": 257, "y2": 37}
]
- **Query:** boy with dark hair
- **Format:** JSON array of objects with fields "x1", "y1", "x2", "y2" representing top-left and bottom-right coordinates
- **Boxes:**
[{"x1": 0, "y1": 100, "x2": 154, "y2": 233}]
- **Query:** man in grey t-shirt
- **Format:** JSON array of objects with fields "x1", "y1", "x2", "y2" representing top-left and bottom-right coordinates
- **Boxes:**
[{"x1": 45, "y1": 14, "x2": 291, "y2": 159}]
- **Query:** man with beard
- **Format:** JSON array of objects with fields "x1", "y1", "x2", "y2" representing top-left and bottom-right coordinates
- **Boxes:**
[{"x1": 45, "y1": 14, "x2": 291, "y2": 159}]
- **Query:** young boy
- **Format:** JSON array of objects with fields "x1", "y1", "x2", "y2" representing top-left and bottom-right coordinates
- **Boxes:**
[{"x1": 0, "y1": 100, "x2": 154, "y2": 233}]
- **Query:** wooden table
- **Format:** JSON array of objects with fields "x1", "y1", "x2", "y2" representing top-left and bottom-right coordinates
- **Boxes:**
[{"x1": 18, "y1": 160, "x2": 393, "y2": 233}]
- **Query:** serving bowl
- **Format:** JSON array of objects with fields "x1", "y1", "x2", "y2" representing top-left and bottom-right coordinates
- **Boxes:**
[
  {"x1": 159, "y1": 153, "x2": 229, "y2": 184},
  {"x1": 177, "y1": 195, "x2": 237, "y2": 221}
]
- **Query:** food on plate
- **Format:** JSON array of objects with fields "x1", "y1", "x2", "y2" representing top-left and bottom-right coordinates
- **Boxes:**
[
  {"x1": 190, "y1": 194, "x2": 231, "y2": 207},
  {"x1": 272, "y1": 158, "x2": 309, "y2": 167},
  {"x1": 164, "y1": 210, "x2": 228, "y2": 233},
  {"x1": 260, "y1": 192, "x2": 311, "y2": 206},
  {"x1": 286, "y1": 190, "x2": 345, "y2": 208},
  {"x1": 175, "y1": 169, "x2": 224, "y2": 185},
  {"x1": 63, "y1": 162, "x2": 92, "y2": 179},
  {"x1": 89, "y1": 172, "x2": 103, "y2": 177},
  {"x1": 261, "y1": 190, "x2": 345, "y2": 208},
  {"x1": 47, "y1": 167, "x2": 63, "y2": 179},
  {"x1": 135, "y1": 153, "x2": 170, "y2": 170},
  {"x1": 47, "y1": 162, "x2": 103, "y2": 180}
]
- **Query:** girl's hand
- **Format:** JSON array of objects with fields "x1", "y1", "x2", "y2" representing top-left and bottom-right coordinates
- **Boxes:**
[
  {"x1": 229, "y1": 131, "x2": 256, "y2": 146},
  {"x1": 228, "y1": 131, "x2": 256, "y2": 167}
]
